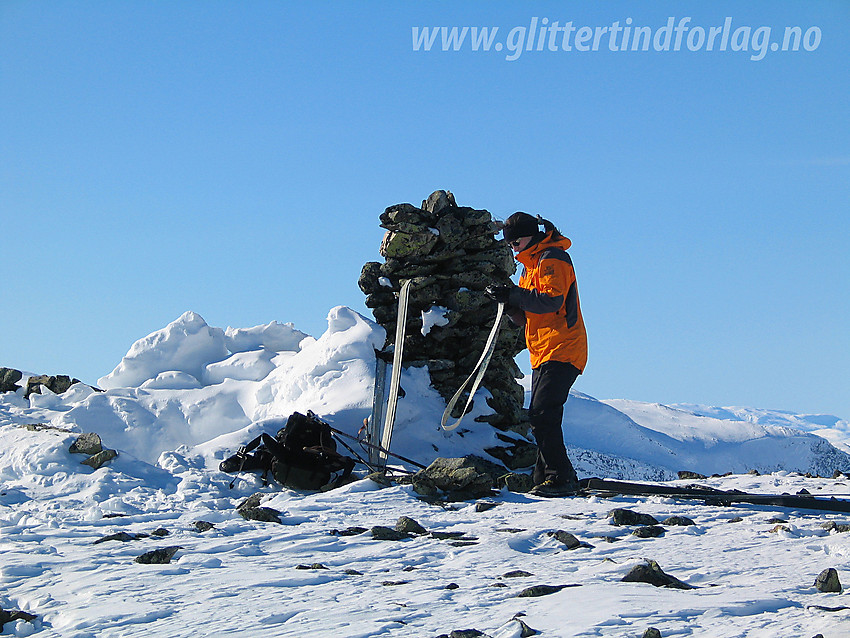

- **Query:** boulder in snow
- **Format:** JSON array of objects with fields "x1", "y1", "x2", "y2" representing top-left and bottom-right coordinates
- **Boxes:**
[
  {"x1": 412, "y1": 456, "x2": 505, "y2": 501},
  {"x1": 814, "y1": 568, "x2": 842, "y2": 593},
  {"x1": 25, "y1": 374, "x2": 80, "y2": 398},
  {"x1": 609, "y1": 508, "x2": 660, "y2": 526},
  {"x1": 0, "y1": 367, "x2": 23, "y2": 393},
  {"x1": 69, "y1": 432, "x2": 103, "y2": 455},
  {"x1": 134, "y1": 546, "x2": 182, "y2": 564},
  {"x1": 621, "y1": 559, "x2": 695, "y2": 589}
]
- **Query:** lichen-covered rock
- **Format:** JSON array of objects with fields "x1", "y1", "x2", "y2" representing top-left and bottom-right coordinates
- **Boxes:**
[
  {"x1": 329, "y1": 526, "x2": 368, "y2": 537},
  {"x1": 93, "y1": 531, "x2": 143, "y2": 544},
  {"x1": 395, "y1": 516, "x2": 427, "y2": 535},
  {"x1": 380, "y1": 230, "x2": 439, "y2": 259},
  {"x1": 0, "y1": 367, "x2": 23, "y2": 393},
  {"x1": 663, "y1": 515, "x2": 696, "y2": 526},
  {"x1": 632, "y1": 525, "x2": 666, "y2": 538},
  {"x1": 69, "y1": 432, "x2": 103, "y2": 456},
  {"x1": 814, "y1": 568, "x2": 842, "y2": 593},
  {"x1": 364, "y1": 472, "x2": 393, "y2": 487},
  {"x1": 547, "y1": 530, "x2": 582, "y2": 549},
  {"x1": 621, "y1": 560, "x2": 695, "y2": 590},
  {"x1": 237, "y1": 492, "x2": 265, "y2": 511},
  {"x1": 236, "y1": 492, "x2": 282, "y2": 524},
  {"x1": 821, "y1": 521, "x2": 850, "y2": 533},
  {"x1": 609, "y1": 508, "x2": 660, "y2": 527},
  {"x1": 412, "y1": 456, "x2": 504, "y2": 500},
  {"x1": 24, "y1": 374, "x2": 80, "y2": 398},
  {"x1": 435, "y1": 630, "x2": 490, "y2": 638},
  {"x1": 498, "y1": 472, "x2": 535, "y2": 493},
  {"x1": 485, "y1": 436, "x2": 537, "y2": 470},
  {"x1": 422, "y1": 189, "x2": 456, "y2": 214},
  {"x1": 677, "y1": 470, "x2": 707, "y2": 480},
  {"x1": 516, "y1": 583, "x2": 579, "y2": 597}
]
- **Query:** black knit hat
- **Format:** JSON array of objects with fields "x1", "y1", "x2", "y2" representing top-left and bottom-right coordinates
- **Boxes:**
[{"x1": 503, "y1": 212, "x2": 540, "y2": 242}]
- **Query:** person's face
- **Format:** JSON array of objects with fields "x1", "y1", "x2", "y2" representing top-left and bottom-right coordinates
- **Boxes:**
[{"x1": 508, "y1": 235, "x2": 533, "y2": 253}]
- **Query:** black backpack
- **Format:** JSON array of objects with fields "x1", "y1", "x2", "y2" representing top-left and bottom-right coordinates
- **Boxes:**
[{"x1": 220, "y1": 412, "x2": 355, "y2": 491}]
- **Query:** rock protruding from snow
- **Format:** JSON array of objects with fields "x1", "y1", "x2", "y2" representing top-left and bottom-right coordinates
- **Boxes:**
[
  {"x1": 134, "y1": 546, "x2": 182, "y2": 564},
  {"x1": 0, "y1": 607, "x2": 37, "y2": 627},
  {"x1": 814, "y1": 568, "x2": 842, "y2": 593},
  {"x1": 25, "y1": 374, "x2": 81, "y2": 398},
  {"x1": 237, "y1": 492, "x2": 283, "y2": 524},
  {"x1": 69, "y1": 432, "x2": 103, "y2": 456},
  {"x1": 0, "y1": 367, "x2": 23, "y2": 393},
  {"x1": 622, "y1": 560, "x2": 696, "y2": 590},
  {"x1": 81, "y1": 448, "x2": 118, "y2": 469},
  {"x1": 395, "y1": 516, "x2": 427, "y2": 535},
  {"x1": 411, "y1": 456, "x2": 506, "y2": 501},
  {"x1": 609, "y1": 508, "x2": 660, "y2": 527}
]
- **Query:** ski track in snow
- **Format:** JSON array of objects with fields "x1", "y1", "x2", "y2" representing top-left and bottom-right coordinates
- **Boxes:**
[{"x1": 2, "y1": 308, "x2": 849, "y2": 637}]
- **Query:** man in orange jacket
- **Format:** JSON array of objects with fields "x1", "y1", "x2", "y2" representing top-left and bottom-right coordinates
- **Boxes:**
[{"x1": 486, "y1": 212, "x2": 588, "y2": 497}]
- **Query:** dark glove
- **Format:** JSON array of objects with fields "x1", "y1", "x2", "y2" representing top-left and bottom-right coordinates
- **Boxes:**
[{"x1": 484, "y1": 283, "x2": 513, "y2": 304}]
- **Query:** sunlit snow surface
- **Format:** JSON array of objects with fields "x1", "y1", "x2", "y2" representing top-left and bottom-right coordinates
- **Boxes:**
[{"x1": 2, "y1": 308, "x2": 849, "y2": 636}]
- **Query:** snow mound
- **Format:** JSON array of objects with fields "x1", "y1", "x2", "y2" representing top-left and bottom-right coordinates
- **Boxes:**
[
  {"x1": 248, "y1": 306, "x2": 387, "y2": 422},
  {"x1": 98, "y1": 311, "x2": 229, "y2": 389},
  {"x1": 224, "y1": 320, "x2": 308, "y2": 353},
  {"x1": 204, "y1": 349, "x2": 277, "y2": 384}
]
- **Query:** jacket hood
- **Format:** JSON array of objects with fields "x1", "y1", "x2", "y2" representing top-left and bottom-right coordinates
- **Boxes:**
[{"x1": 517, "y1": 231, "x2": 572, "y2": 267}]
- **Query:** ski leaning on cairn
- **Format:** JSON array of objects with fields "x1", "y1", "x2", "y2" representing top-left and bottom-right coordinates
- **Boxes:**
[
  {"x1": 368, "y1": 278, "x2": 506, "y2": 467},
  {"x1": 440, "y1": 301, "x2": 505, "y2": 431},
  {"x1": 380, "y1": 278, "x2": 411, "y2": 463},
  {"x1": 580, "y1": 478, "x2": 850, "y2": 513}
]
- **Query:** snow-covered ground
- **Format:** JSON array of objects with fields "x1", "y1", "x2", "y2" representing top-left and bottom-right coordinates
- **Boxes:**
[{"x1": 2, "y1": 308, "x2": 849, "y2": 636}]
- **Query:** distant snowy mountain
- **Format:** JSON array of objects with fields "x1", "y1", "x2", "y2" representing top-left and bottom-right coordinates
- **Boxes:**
[
  {"x1": 594, "y1": 399, "x2": 850, "y2": 478},
  {"x1": 2, "y1": 308, "x2": 848, "y2": 480}
]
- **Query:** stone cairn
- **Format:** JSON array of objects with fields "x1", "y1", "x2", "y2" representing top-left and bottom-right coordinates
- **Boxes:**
[{"x1": 358, "y1": 190, "x2": 535, "y2": 470}]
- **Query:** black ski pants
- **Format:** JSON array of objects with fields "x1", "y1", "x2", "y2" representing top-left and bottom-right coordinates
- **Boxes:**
[{"x1": 529, "y1": 360, "x2": 580, "y2": 485}]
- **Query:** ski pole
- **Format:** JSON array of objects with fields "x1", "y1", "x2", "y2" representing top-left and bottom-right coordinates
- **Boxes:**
[{"x1": 329, "y1": 426, "x2": 427, "y2": 470}]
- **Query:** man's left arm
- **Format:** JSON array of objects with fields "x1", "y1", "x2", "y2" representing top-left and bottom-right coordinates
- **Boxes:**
[{"x1": 509, "y1": 256, "x2": 569, "y2": 314}]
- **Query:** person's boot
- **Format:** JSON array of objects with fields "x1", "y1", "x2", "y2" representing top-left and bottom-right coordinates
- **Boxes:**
[{"x1": 529, "y1": 478, "x2": 580, "y2": 497}]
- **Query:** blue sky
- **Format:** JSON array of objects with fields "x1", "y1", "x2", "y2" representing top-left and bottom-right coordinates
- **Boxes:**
[{"x1": 2, "y1": 1, "x2": 848, "y2": 419}]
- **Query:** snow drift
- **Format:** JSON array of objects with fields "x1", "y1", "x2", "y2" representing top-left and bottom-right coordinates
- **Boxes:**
[{"x1": 3, "y1": 308, "x2": 849, "y2": 479}]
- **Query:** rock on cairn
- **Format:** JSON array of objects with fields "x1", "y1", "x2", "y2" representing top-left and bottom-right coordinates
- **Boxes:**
[{"x1": 358, "y1": 190, "x2": 531, "y2": 462}]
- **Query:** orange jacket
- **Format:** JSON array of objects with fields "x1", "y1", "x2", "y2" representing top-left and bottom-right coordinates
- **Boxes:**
[{"x1": 511, "y1": 231, "x2": 588, "y2": 371}]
